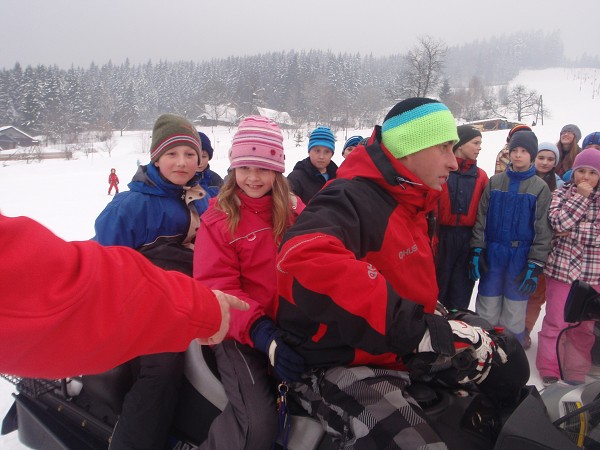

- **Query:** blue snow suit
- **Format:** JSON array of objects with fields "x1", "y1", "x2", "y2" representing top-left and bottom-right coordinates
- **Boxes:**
[
  {"x1": 471, "y1": 164, "x2": 552, "y2": 301},
  {"x1": 94, "y1": 163, "x2": 218, "y2": 249}
]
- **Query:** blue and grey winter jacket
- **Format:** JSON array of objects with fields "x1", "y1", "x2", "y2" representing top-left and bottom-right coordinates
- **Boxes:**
[
  {"x1": 93, "y1": 163, "x2": 218, "y2": 249},
  {"x1": 471, "y1": 164, "x2": 552, "y2": 300}
]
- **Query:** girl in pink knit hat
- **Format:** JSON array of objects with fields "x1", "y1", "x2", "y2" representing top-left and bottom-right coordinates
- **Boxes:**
[
  {"x1": 536, "y1": 148, "x2": 600, "y2": 386},
  {"x1": 193, "y1": 115, "x2": 306, "y2": 449}
]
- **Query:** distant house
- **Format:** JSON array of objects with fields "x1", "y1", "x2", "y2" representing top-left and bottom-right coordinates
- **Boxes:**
[
  {"x1": 196, "y1": 104, "x2": 238, "y2": 126},
  {"x1": 0, "y1": 126, "x2": 39, "y2": 150},
  {"x1": 254, "y1": 106, "x2": 295, "y2": 128}
]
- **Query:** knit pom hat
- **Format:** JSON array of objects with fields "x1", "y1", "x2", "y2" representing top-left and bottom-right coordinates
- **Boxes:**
[
  {"x1": 308, "y1": 126, "x2": 335, "y2": 152},
  {"x1": 343, "y1": 135, "x2": 363, "y2": 151},
  {"x1": 561, "y1": 124, "x2": 582, "y2": 143},
  {"x1": 381, "y1": 98, "x2": 458, "y2": 159},
  {"x1": 453, "y1": 125, "x2": 482, "y2": 151},
  {"x1": 506, "y1": 124, "x2": 532, "y2": 143},
  {"x1": 229, "y1": 115, "x2": 285, "y2": 173},
  {"x1": 198, "y1": 132, "x2": 214, "y2": 160},
  {"x1": 572, "y1": 148, "x2": 600, "y2": 176},
  {"x1": 537, "y1": 142, "x2": 560, "y2": 167},
  {"x1": 582, "y1": 132, "x2": 600, "y2": 149},
  {"x1": 150, "y1": 114, "x2": 201, "y2": 163},
  {"x1": 509, "y1": 130, "x2": 538, "y2": 161}
]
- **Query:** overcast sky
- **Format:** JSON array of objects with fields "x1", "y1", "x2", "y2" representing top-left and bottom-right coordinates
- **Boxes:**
[{"x1": 2, "y1": 0, "x2": 599, "y2": 69}]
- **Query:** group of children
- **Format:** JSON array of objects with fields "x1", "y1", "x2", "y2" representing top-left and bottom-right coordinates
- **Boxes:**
[
  {"x1": 435, "y1": 122, "x2": 600, "y2": 387},
  {"x1": 93, "y1": 111, "x2": 600, "y2": 448}
]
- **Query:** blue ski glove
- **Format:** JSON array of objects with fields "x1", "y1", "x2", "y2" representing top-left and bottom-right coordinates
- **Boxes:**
[
  {"x1": 468, "y1": 248, "x2": 487, "y2": 281},
  {"x1": 517, "y1": 260, "x2": 543, "y2": 296},
  {"x1": 251, "y1": 317, "x2": 306, "y2": 382}
]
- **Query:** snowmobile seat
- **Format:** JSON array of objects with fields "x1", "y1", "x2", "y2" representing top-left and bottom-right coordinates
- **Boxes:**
[{"x1": 80, "y1": 362, "x2": 135, "y2": 415}]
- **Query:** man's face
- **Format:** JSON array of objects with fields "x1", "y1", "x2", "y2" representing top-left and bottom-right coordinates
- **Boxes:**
[{"x1": 400, "y1": 141, "x2": 458, "y2": 191}]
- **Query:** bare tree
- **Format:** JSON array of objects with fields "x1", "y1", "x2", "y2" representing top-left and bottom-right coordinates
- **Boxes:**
[
  {"x1": 401, "y1": 35, "x2": 447, "y2": 98},
  {"x1": 503, "y1": 84, "x2": 540, "y2": 122},
  {"x1": 103, "y1": 133, "x2": 116, "y2": 157}
]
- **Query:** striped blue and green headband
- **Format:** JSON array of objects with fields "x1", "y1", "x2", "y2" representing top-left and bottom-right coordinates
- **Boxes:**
[{"x1": 381, "y1": 98, "x2": 458, "y2": 159}]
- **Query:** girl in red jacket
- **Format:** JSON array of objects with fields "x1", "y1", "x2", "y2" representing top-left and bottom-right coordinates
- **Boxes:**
[
  {"x1": 193, "y1": 116, "x2": 305, "y2": 450},
  {"x1": 107, "y1": 168, "x2": 119, "y2": 195}
]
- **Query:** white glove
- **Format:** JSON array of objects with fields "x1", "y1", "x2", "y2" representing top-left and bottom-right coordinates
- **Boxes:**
[{"x1": 448, "y1": 320, "x2": 508, "y2": 384}]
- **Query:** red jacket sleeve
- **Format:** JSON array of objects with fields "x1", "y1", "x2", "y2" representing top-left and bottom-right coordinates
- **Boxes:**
[{"x1": 0, "y1": 214, "x2": 222, "y2": 378}]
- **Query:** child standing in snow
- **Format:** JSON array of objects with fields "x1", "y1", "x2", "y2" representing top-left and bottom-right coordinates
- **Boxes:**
[
  {"x1": 107, "y1": 168, "x2": 119, "y2": 195},
  {"x1": 93, "y1": 114, "x2": 219, "y2": 450},
  {"x1": 536, "y1": 148, "x2": 600, "y2": 385},
  {"x1": 193, "y1": 116, "x2": 306, "y2": 450},
  {"x1": 522, "y1": 142, "x2": 564, "y2": 348},
  {"x1": 287, "y1": 126, "x2": 337, "y2": 204},
  {"x1": 436, "y1": 125, "x2": 488, "y2": 311},
  {"x1": 470, "y1": 130, "x2": 552, "y2": 344}
]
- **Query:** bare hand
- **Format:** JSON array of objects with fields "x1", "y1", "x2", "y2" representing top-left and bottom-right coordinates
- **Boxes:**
[
  {"x1": 197, "y1": 290, "x2": 249, "y2": 345},
  {"x1": 577, "y1": 181, "x2": 593, "y2": 198}
]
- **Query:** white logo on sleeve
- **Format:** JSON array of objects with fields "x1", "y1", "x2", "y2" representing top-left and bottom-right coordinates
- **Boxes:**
[
  {"x1": 398, "y1": 244, "x2": 418, "y2": 260},
  {"x1": 366, "y1": 264, "x2": 378, "y2": 279}
]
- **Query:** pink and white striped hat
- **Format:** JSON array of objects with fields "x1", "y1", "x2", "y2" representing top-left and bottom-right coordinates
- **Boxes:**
[{"x1": 229, "y1": 115, "x2": 285, "y2": 173}]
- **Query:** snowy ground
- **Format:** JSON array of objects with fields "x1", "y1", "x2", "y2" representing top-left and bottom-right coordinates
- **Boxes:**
[{"x1": 1, "y1": 67, "x2": 599, "y2": 448}]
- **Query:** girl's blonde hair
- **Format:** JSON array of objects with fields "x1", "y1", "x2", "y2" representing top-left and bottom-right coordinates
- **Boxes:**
[{"x1": 216, "y1": 169, "x2": 294, "y2": 243}]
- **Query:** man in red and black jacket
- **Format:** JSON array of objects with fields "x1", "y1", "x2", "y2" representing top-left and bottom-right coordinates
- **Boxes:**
[{"x1": 276, "y1": 98, "x2": 508, "y2": 449}]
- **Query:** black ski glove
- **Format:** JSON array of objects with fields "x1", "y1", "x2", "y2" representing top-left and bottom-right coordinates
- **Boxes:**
[
  {"x1": 468, "y1": 247, "x2": 488, "y2": 281},
  {"x1": 516, "y1": 260, "x2": 543, "y2": 296},
  {"x1": 251, "y1": 317, "x2": 306, "y2": 382}
]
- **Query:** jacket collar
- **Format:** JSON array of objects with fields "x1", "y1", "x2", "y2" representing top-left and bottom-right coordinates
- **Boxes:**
[
  {"x1": 336, "y1": 126, "x2": 441, "y2": 213},
  {"x1": 128, "y1": 163, "x2": 198, "y2": 197},
  {"x1": 293, "y1": 156, "x2": 338, "y2": 178}
]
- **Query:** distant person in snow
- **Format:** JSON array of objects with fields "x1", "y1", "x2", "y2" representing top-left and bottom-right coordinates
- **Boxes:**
[
  {"x1": 93, "y1": 114, "x2": 219, "y2": 450},
  {"x1": 470, "y1": 130, "x2": 552, "y2": 346},
  {"x1": 193, "y1": 116, "x2": 306, "y2": 450},
  {"x1": 107, "y1": 168, "x2": 119, "y2": 195},
  {"x1": 197, "y1": 131, "x2": 224, "y2": 190},
  {"x1": 494, "y1": 124, "x2": 532, "y2": 174},
  {"x1": 287, "y1": 126, "x2": 337, "y2": 204},
  {"x1": 436, "y1": 125, "x2": 488, "y2": 311},
  {"x1": 0, "y1": 213, "x2": 248, "y2": 379}
]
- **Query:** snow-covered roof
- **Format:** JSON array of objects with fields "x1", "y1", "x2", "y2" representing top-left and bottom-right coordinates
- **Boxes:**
[
  {"x1": 0, "y1": 126, "x2": 38, "y2": 141},
  {"x1": 255, "y1": 107, "x2": 294, "y2": 126},
  {"x1": 198, "y1": 104, "x2": 238, "y2": 123}
]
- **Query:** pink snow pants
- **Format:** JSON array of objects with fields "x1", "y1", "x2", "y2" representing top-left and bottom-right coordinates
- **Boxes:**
[{"x1": 536, "y1": 277, "x2": 599, "y2": 382}]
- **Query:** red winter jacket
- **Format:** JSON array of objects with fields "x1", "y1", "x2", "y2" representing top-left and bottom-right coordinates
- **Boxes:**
[
  {"x1": 108, "y1": 173, "x2": 120, "y2": 185},
  {"x1": 276, "y1": 129, "x2": 444, "y2": 370},
  {"x1": 437, "y1": 157, "x2": 488, "y2": 227},
  {"x1": 193, "y1": 192, "x2": 304, "y2": 346},
  {"x1": 0, "y1": 214, "x2": 221, "y2": 378}
]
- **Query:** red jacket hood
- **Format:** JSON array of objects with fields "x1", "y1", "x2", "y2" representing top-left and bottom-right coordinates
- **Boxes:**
[{"x1": 335, "y1": 127, "x2": 442, "y2": 214}]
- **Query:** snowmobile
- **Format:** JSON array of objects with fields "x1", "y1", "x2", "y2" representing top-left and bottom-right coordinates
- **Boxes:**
[{"x1": 2, "y1": 281, "x2": 599, "y2": 450}]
